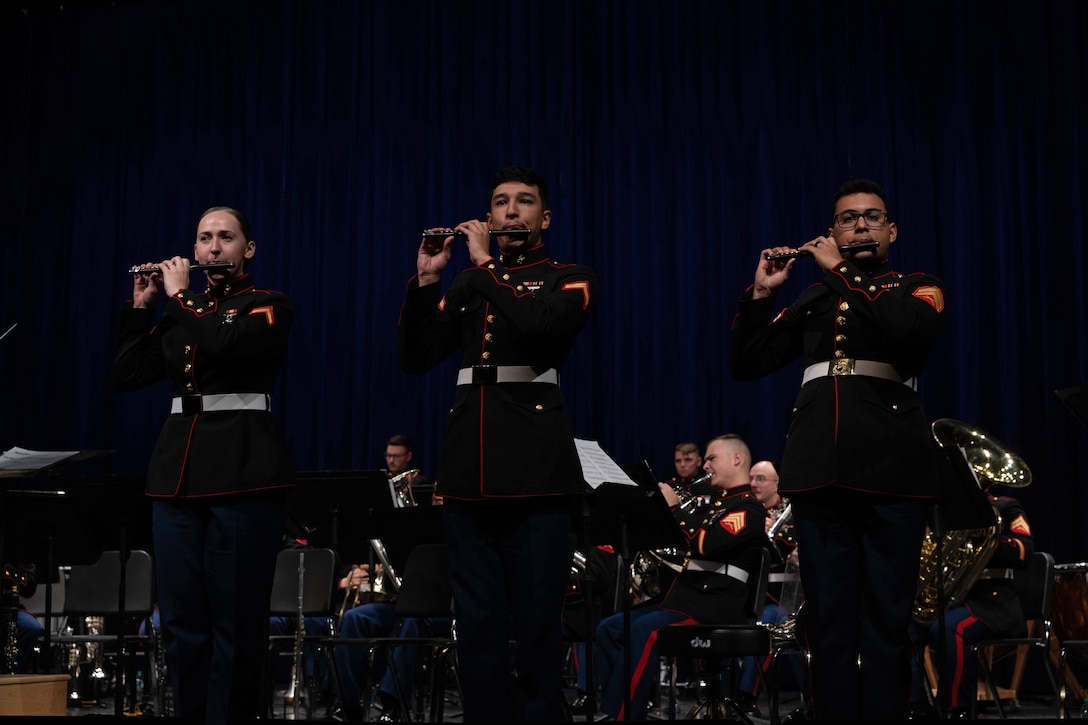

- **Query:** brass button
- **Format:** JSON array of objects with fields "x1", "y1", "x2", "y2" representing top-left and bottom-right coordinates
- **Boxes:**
[
  {"x1": 481, "y1": 351, "x2": 491, "y2": 360},
  {"x1": 186, "y1": 300, "x2": 194, "y2": 307},
  {"x1": 835, "y1": 334, "x2": 846, "y2": 342},
  {"x1": 834, "y1": 350, "x2": 844, "y2": 358},
  {"x1": 184, "y1": 364, "x2": 192, "y2": 372},
  {"x1": 186, "y1": 383, "x2": 194, "y2": 392},
  {"x1": 869, "y1": 285, "x2": 877, "y2": 292},
  {"x1": 792, "y1": 407, "x2": 798, "y2": 414},
  {"x1": 839, "y1": 301, "x2": 850, "y2": 311},
  {"x1": 892, "y1": 404, "x2": 899, "y2": 411},
  {"x1": 502, "y1": 274, "x2": 510, "y2": 281},
  {"x1": 836, "y1": 316, "x2": 847, "y2": 325},
  {"x1": 196, "y1": 308, "x2": 204, "y2": 313},
  {"x1": 487, "y1": 263, "x2": 496, "y2": 269},
  {"x1": 184, "y1": 346, "x2": 191, "y2": 354},
  {"x1": 854, "y1": 276, "x2": 862, "y2": 283},
  {"x1": 484, "y1": 333, "x2": 493, "y2": 342},
  {"x1": 516, "y1": 285, "x2": 524, "y2": 291},
  {"x1": 486, "y1": 315, "x2": 495, "y2": 323},
  {"x1": 534, "y1": 404, "x2": 543, "y2": 411},
  {"x1": 460, "y1": 307, "x2": 466, "y2": 312},
  {"x1": 838, "y1": 265, "x2": 848, "y2": 273}
]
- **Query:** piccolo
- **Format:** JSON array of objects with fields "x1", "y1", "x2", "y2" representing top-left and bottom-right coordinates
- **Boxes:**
[
  {"x1": 421, "y1": 228, "x2": 532, "y2": 239},
  {"x1": 128, "y1": 262, "x2": 236, "y2": 274},
  {"x1": 765, "y1": 241, "x2": 879, "y2": 261}
]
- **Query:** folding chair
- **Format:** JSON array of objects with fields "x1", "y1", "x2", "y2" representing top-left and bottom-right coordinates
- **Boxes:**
[
  {"x1": 971, "y1": 550, "x2": 1059, "y2": 719},
  {"x1": 326, "y1": 542, "x2": 458, "y2": 722},
  {"x1": 49, "y1": 549, "x2": 157, "y2": 716},
  {"x1": 656, "y1": 548, "x2": 773, "y2": 723},
  {"x1": 266, "y1": 546, "x2": 337, "y2": 720}
]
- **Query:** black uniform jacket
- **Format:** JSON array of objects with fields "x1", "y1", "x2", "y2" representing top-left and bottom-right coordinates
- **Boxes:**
[
  {"x1": 730, "y1": 258, "x2": 947, "y2": 499},
  {"x1": 660, "y1": 484, "x2": 768, "y2": 625},
  {"x1": 399, "y1": 244, "x2": 597, "y2": 501},
  {"x1": 113, "y1": 274, "x2": 295, "y2": 498},
  {"x1": 964, "y1": 495, "x2": 1034, "y2": 636}
]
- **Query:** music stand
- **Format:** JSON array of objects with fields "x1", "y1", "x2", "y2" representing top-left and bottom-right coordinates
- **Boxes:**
[
  {"x1": 585, "y1": 468, "x2": 685, "y2": 720},
  {"x1": 1056, "y1": 383, "x2": 1088, "y2": 430},
  {"x1": 926, "y1": 439, "x2": 997, "y2": 718},
  {"x1": 288, "y1": 470, "x2": 394, "y2": 567}
]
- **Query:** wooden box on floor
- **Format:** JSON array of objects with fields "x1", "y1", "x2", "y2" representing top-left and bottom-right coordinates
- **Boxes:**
[{"x1": 0, "y1": 674, "x2": 70, "y2": 716}]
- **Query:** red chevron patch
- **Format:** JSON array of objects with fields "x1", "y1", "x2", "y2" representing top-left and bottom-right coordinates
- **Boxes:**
[
  {"x1": 719, "y1": 511, "x2": 747, "y2": 535},
  {"x1": 912, "y1": 286, "x2": 945, "y2": 313}
]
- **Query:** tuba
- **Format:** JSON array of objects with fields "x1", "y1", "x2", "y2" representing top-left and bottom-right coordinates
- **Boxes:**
[{"x1": 912, "y1": 418, "x2": 1032, "y2": 625}]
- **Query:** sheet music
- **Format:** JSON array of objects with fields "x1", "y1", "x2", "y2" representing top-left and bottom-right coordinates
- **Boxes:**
[
  {"x1": 0, "y1": 446, "x2": 81, "y2": 473},
  {"x1": 574, "y1": 438, "x2": 638, "y2": 489}
]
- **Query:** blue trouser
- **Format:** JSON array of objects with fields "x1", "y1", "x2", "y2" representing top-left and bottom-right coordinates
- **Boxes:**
[
  {"x1": 377, "y1": 616, "x2": 452, "y2": 711},
  {"x1": 909, "y1": 605, "x2": 994, "y2": 711},
  {"x1": 333, "y1": 601, "x2": 396, "y2": 706},
  {"x1": 152, "y1": 498, "x2": 284, "y2": 725},
  {"x1": 596, "y1": 602, "x2": 688, "y2": 720},
  {"x1": 444, "y1": 497, "x2": 573, "y2": 722}
]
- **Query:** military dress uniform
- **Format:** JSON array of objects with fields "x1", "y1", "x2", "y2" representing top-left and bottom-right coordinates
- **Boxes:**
[
  {"x1": 398, "y1": 243, "x2": 596, "y2": 722},
  {"x1": 730, "y1": 256, "x2": 948, "y2": 719},
  {"x1": 113, "y1": 273, "x2": 294, "y2": 724},
  {"x1": 910, "y1": 495, "x2": 1034, "y2": 712},
  {"x1": 595, "y1": 485, "x2": 766, "y2": 720}
]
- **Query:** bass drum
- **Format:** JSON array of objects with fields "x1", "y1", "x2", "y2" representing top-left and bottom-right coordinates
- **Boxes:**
[{"x1": 1054, "y1": 562, "x2": 1088, "y2": 701}]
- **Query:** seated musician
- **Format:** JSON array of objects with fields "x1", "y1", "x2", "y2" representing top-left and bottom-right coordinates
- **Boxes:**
[
  {"x1": 594, "y1": 434, "x2": 768, "y2": 720},
  {"x1": 908, "y1": 489, "x2": 1035, "y2": 719},
  {"x1": 736, "y1": 460, "x2": 801, "y2": 718}
]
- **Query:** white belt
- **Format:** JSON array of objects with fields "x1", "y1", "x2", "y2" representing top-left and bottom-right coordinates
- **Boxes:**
[
  {"x1": 456, "y1": 366, "x2": 559, "y2": 386},
  {"x1": 801, "y1": 358, "x2": 917, "y2": 390},
  {"x1": 768, "y1": 572, "x2": 800, "y2": 584},
  {"x1": 978, "y1": 567, "x2": 1015, "y2": 580},
  {"x1": 170, "y1": 393, "x2": 271, "y2": 415},
  {"x1": 684, "y1": 559, "x2": 749, "y2": 584}
]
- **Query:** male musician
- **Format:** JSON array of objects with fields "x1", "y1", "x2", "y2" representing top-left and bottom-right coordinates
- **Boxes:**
[
  {"x1": 730, "y1": 177, "x2": 948, "y2": 719},
  {"x1": 668, "y1": 441, "x2": 713, "y2": 499},
  {"x1": 908, "y1": 492, "x2": 1034, "y2": 719},
  {"x1": 383, "y1": 434, "x2": 433, "y2": 506},
  {"x1": 736, "y1": 460, "x2": 798, "y2": 717},
  {"x1": 398, "y1": 165, "x2": 597, "y2": 722},
  {"x1": 594, "y1": 434, "x2": 767, "y2": 720}
]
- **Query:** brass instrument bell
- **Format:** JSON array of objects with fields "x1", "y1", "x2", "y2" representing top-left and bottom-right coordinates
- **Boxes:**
[{"x1": 931, "y1": 418, "x2": 1032, "y2": 488}]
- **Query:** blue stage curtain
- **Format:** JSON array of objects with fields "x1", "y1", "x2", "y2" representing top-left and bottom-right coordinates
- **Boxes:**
[{"x1": 1, "y1": 0, "x2": 1085, "y2": 562}]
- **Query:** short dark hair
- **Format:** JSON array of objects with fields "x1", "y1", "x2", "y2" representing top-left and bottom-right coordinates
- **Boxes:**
[
  {"x1": 386, "y1": 434, "x2": 412, "y2": 450},
  {"x1": 490, "y1": 166, "x2": 549, "y2": 208},
  {"x1": 830, "y1": 178, "x2": 891, "y2": 220}
]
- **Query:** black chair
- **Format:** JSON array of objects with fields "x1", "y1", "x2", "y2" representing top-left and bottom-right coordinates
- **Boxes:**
[
  {"x1": 656, "y1": 548, "x2": 773, "y2": 723},
  {"x1": 326, "y1": 542, "x2": 459, "y2": 722},
  {"x1": 266, "y1": 546, "x2": 337, "y2": 720},
  {"x1": 970, "y1": 550, "x2": 1059, "y2": 719},
  {"x1": 49, "y1": 549, "x2": 158, "y2": 716}
]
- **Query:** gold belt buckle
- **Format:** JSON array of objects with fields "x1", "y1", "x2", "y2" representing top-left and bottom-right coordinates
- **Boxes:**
[{"x1": 830, "y1": 358, "x2": 855, "y2": 376}]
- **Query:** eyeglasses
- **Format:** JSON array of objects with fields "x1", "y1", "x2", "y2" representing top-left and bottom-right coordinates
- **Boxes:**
[
  {"x1": 385, "y1": 452, "x2": 408, "y2": 459},
  {"x1": 750, "y1": 474, "x2": 778, "y2": 483},
  {"x1": 833, "y1": 209, "x2": 888, "y2": 230}
]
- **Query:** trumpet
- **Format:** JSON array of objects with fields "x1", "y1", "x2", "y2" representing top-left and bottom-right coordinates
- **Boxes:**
[{"x1": 127, "y1": 262, "x2": 236, "y2": 274}]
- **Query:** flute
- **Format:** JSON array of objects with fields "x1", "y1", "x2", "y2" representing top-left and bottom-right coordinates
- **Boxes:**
[
  {"x1": 127, "y1": 262, "x2": 236, "y2": 274},
  {"x1": 765, "y1": 241, "x2": 879, "y2": 261},
  {"x1": 421, "y1": 228, "x2": 532, "y2": 239}
]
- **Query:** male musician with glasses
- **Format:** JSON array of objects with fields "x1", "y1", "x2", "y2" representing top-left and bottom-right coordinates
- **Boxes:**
[
  {"x1": 730, "y1": 178, "x2": 948, "y2": 719},
  {"x1": 399, "y1": 166, "x2": 598, "y2": 722}
]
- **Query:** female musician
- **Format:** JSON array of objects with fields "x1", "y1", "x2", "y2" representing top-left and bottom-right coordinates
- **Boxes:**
[{"x1": 113, "y1": 207, "x2": 294, "y2": 725}]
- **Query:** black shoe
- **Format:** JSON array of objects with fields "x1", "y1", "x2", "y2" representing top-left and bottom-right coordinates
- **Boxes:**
[
  {"x1": 948, "y1": 709, "x2": 970, "y2": 720},
  {"x1": 908, "y1": 702, "x2": 938, "y2": 719},
  {"x1": 734, "y1": 691, "x2": 762, "y2": 718},
  {"x1": 570, "y1": 693, "x2": 589, "y2": 713},
  {"x1": 781, "y1": 705, "x2": 810, "y2": 721}
]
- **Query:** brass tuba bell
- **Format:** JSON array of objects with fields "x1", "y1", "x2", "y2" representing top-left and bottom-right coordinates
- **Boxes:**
[{"x1": 912, "y1": 419, "x2": 1032, "y2": 624}]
